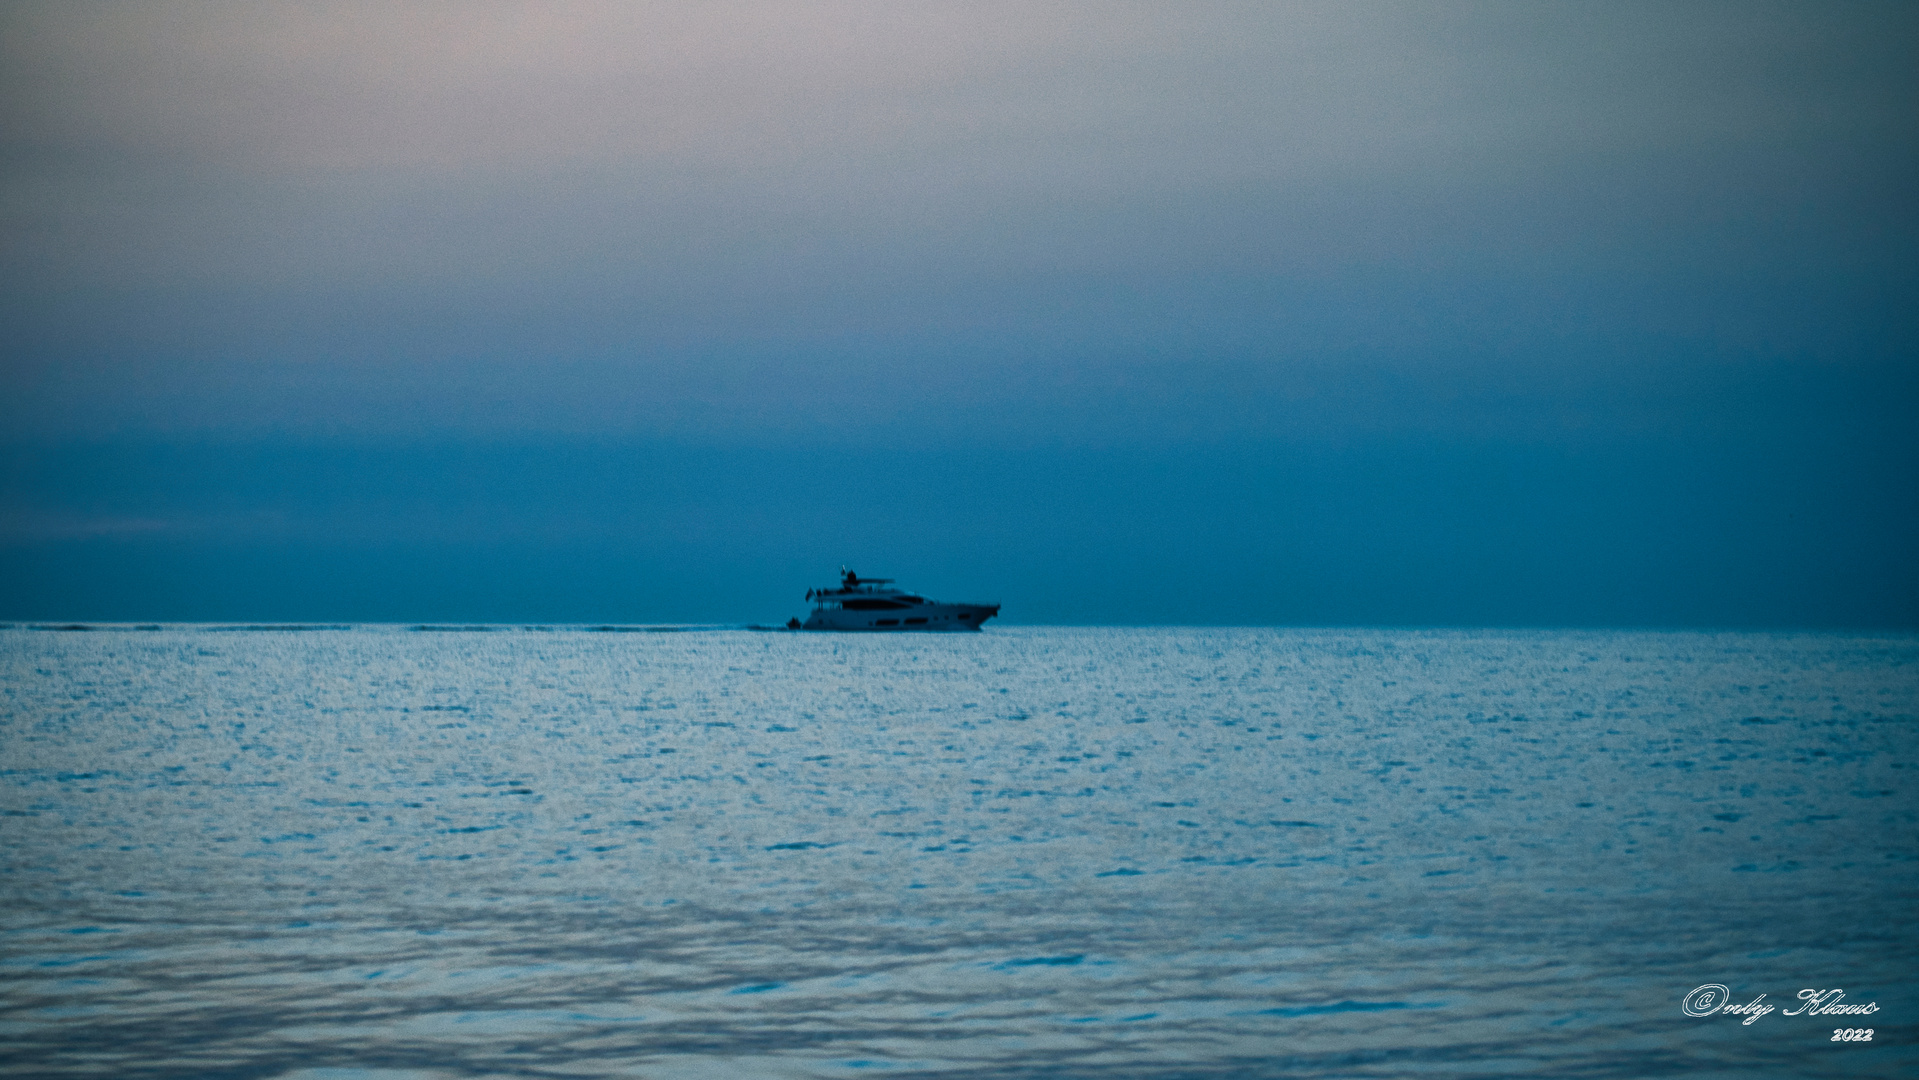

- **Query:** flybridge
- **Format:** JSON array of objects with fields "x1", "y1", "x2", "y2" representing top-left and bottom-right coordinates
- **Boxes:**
[
  {"x1": 805, "y1": 568, "x2": 898, "y2": 600},
  {"x1": 791, "y1": 568, "x2": 1000, "y2": 632}
]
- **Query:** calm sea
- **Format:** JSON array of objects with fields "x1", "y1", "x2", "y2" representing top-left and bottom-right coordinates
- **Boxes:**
[{"x1": 2, "y1": 626, "x2": 1914, "y2": 1078}]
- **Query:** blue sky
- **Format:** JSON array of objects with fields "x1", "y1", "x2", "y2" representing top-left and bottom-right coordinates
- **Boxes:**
[{"x1": 2, "y1": 1, "x2": 1914, "y2": 625}]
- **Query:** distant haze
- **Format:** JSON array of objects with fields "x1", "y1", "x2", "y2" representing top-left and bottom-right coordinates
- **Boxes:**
[{"x1": 2, "y1": 2, "x2": 1914, "y2": 625}]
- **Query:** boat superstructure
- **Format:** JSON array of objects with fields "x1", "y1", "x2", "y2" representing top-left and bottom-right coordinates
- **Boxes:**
[{"x1": 794, "y1": 569, "x2": 1000, "y2": 632}]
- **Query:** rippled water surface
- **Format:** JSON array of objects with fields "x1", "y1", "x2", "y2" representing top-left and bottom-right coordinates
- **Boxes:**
[{"x1": 3, "y1": 626, "x2": 1915, "y2": 1078}]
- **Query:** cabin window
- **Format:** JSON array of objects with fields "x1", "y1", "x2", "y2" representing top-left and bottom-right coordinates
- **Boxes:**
[
  {"x1": 875, "y1": 619, "x2": 900, "y2": 626},
  {"x1": 842, "y1": 599, "x2": 908, "y2": 611},
  {"x1": 904, "y1": 617, "x2": 928, "y2": 625}
]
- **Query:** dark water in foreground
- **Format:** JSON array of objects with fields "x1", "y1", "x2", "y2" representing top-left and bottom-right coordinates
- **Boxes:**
[{"x1": 2, "y1": 627, "x2": 1914, "y2": 1078}]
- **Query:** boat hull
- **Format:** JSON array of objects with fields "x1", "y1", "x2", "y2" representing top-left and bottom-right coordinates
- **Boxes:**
[{"x1": 801, "y1": 603, "x2": 999, "y2": 631}]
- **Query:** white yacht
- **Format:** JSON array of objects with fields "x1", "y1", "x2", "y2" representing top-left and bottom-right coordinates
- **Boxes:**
[{"x1": 789, "y1": 569, "x2": 1000, "y2": 631}]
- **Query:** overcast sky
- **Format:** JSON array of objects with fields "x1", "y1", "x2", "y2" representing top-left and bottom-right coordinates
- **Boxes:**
[{"x1": 2, "y1": 2, "x2": 1914, "y2": 624}]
